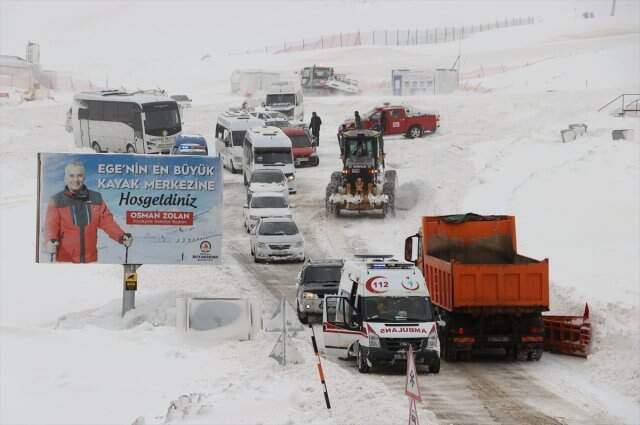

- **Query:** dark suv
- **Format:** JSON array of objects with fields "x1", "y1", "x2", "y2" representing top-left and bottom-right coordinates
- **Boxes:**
[{"x1": 295, "y1": 259, "x2": 344, "y2": 324}]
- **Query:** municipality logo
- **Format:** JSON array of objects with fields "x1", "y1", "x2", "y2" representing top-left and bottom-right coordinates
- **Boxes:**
[{"x1": 200, "y1": 240, "x2": 212, "y2": 253}]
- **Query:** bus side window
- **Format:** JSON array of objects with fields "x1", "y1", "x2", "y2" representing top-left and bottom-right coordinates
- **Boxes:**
[
  {"x1": 88, "y1": 101, "x2": 104, "y2": 121},
  {"x1": 223, "y1": 129, "x2": 231, "y2": 147},
  {"x1": 78, "y1": 108, "x2": 88, "y2": 120},
  {"x1": 103, "y1": 103, "x2": 117, "y2": 122}
]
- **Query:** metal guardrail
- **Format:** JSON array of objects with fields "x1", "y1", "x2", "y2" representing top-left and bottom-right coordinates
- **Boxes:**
[{"x1": 597, "y1": 93, "x2": 640, "y2": 114}]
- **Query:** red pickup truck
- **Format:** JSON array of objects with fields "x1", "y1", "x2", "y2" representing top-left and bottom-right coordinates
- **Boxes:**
[{"x1": 339, "y1": 104, "x2": 439, "y2": 139}]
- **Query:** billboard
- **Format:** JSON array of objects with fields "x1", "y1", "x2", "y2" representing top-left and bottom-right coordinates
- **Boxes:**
[{"x1": 36, "y1": 153, "x2": 223, "y2": 265}]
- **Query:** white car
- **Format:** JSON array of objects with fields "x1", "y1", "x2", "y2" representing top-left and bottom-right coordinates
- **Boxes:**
[
  {"x1": 243, "y1": 191, "x2": 291, "y2": 233},
  {"x1": 250, "y1": 217, "x2": 305, "y2": 263},
  {"x1": 247, "y1": 169, "x2": 289, "y2": 204},
  {"x1": 250, "y1": 109, "x2": 290, "y2": 128}
]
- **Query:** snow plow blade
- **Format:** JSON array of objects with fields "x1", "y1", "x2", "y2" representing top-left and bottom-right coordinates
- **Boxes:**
[{"x1": 543, "y1": 303, "x2": 591, "y2": 358}]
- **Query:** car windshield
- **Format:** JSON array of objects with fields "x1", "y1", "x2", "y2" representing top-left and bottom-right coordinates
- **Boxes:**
[
  {"x1": 303, "y1": 266, "x2": 341, "y2": 283},
  {"x1": 259, "y1": 221, "x2": 298, "y2": 235},
  {"x1": 251, "y1": 171, "x2": 285, "y2": 184},
  {"x1": 232, "y1": 130, "x2": 246, "y2": 146},
  {"x1": 364, "y1": 297, "x2": 434, "y2": 322},
  {"x1": 254, "y1": 148, "x2": 292, "y2": 165},
  {"x1": 289, "y1": 134, "x2": 312, "y2": 148},
  {"x1": 266, "y1": 94, "x2": 295, "y2": 105},
  {"x1": 363, "y1": 108, "x2": 378, "y2": 118},
  {"x1": 143, "y1": 102, "x2": 181, "y2": 136},
  {"x1": 250, "y1": 196, "x2": 288, "y2": 208},
  {"x1": 267, "y1": 120, "x2": 290, "y2": 128}
]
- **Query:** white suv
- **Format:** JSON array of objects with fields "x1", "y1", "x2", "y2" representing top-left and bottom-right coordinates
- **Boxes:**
[
  {"x1": 243, "y1": 191, "x2": 291, "y2": 233},
  {"x1": 250, "y1": 217, "x2": 305, "y2": 263}
]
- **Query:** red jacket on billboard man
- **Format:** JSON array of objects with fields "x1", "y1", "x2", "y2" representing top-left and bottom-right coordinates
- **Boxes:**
[{"x1": 45, "y1": 161, "x2": 133, "y2": 263}]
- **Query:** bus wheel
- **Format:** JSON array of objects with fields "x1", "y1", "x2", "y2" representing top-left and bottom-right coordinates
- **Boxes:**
[
  {"x1": 92, "y1": 142, "x2": 102, "y2": 153},
  {"x1": 126, "y1": 144, "x2": 136, "y2": 153}
]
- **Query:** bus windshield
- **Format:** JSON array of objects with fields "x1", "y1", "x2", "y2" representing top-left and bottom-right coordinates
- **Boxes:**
[
  {"x1": 266, "y1": 94, "x2": 295, "y2": 106},
  {"x1": 143, "y1": 102, "x2": 181, "y2": 136},
  {"x1": 254, "y1": 148, "x2": 292, "y2": 165}
]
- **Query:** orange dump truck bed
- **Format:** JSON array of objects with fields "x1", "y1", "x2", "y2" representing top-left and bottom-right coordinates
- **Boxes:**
[{"x1": 420, "y1": 214, "x2": 549, "y2": 312}]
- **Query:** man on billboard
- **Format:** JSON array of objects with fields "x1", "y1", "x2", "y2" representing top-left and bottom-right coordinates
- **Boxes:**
[{"x1": 45, "y1": 160, "x2": 133, "y2": 263}]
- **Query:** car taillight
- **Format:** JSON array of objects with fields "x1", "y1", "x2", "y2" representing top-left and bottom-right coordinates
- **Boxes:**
[
  {"x1": 529, "y1": 326, "x2": 544, "y2": 334},
  {"x1": 457, "y1": 327, "x2": 465, "y2": 335}
]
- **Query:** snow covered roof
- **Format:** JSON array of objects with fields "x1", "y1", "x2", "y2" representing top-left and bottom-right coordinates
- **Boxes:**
[{"x1": 0, "y1": 55, "x2": 34, "y2": 69}]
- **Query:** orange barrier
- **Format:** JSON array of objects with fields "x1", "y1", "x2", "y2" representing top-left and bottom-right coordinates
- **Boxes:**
[{"x1": 543, "y1": 303, "x2": 591, "y2": 358}]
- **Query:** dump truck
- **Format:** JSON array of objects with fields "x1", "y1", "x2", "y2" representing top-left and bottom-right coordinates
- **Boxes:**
[
  {"x1": 404, "y1": 213, "x2": 549, "y2": 361},
  {"x1": 326, "y1": 129, "x2": 396, "y2": 217}
]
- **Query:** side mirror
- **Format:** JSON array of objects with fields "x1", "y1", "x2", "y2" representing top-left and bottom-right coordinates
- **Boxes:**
[
  {"x1": 437, "y1": 320, "x2": 446, "y2": 328},
  {"x1": 404, "y1": 234, "x2": 419, "y2": 263},
  {"x1": 243, "y1": 204, "x2": 248, "y2": 209},
  {"x1": 289, "y1": 203, "x2": 296, "y2": 209},
  {"x1": 249, "y1": 227, "x2": 256, "y2": 235}
]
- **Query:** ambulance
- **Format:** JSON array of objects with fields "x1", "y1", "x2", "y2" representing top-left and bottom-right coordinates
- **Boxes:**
[{"x1": 322, "y1": 255, "x2": 440, "y2": 373}]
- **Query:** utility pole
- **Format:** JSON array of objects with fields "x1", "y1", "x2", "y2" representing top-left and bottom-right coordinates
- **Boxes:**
[{"x1": 611, "y1": 0, "x2": 616, "y2": 16}]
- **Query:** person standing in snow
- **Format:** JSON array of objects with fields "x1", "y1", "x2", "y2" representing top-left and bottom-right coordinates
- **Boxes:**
[
  {"x1": 45, "y1": 160, "x2": 133, "y2": 263},
  {"x1": 354, "y1": 111, "x2": 362, "y2": 129},
  {"x1": 309, "y1": 112, "x2": 322, "y2": 145}
]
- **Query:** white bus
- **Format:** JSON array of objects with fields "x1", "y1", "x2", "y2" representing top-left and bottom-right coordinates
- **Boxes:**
[
  {"x1": 71, "y1": 90, "x2": 182, "y2": 154},
  {"x1": 215, "y1": 109, "x2": 264, "y2": 173},
  {"x1": 243, "y1": 126, "x2": 296, "y2": 193}
]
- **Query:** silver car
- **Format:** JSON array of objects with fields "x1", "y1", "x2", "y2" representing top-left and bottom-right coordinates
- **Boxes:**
[
  {"x1": 295, "y1": 259, "x2": 344, "y2": 324},
  {"x1": 250, "y1": 217, "x2": 304, "y2": 263}
]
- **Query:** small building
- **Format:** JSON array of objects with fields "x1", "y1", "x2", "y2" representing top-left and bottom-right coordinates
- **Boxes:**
[
  {"x1": 391, "y1": 69, "x2": 459, "y2": 96},
  {"x1": 0, "y1": 55, "x2": 35, "y2": 89}
]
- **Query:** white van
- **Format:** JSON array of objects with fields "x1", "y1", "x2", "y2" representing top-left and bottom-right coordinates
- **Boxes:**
[
  {"x1": 264, "y1": 81, "x2": 304, "y2": 122},
  {"x1": 243, "y1": 126, "x2": 296, "y2": 193},
  {"x1": 323, "y1": 256, "x2": 440, "y2": 374},
  {"x1": 215, "y1": 110, "x2": 264, "y2": 173}
]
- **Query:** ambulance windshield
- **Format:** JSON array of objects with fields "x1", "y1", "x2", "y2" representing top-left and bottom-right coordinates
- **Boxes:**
[{"x1": 364, "y1": 296, "x2": 433, "y2": 322}]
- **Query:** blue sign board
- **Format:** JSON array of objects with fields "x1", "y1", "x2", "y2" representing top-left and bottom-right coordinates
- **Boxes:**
[{"x1": 36, "y1": 153, "x2": 222, "y2": 265}]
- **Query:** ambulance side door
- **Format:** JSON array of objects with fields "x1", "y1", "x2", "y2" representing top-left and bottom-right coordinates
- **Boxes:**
[{"x1": 322, "y1": 296, "x2": 361, "y2": 358}]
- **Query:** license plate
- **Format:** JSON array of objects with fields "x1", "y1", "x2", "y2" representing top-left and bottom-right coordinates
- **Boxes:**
[
  {"x1": 488, "y1": 336, "x2": 510, "y2": 342},
  {"x1": 298, "y1": 157, "x2": 308, "y2": 162}
]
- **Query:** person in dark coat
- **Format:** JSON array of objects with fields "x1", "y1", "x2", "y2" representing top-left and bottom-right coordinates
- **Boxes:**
[
  {"x1": 354, "y1": 111, "x2": 362, "y2": 129},
  {"x1": 309, "y1": 112, "x2": 322, "y2": 145},
  {"x1": 379, "y1": 110, "x2": 386, "y2": 135}
]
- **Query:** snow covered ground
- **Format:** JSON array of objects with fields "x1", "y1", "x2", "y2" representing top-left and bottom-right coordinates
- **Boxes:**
[{"x1": 1, "y1": 1, "x2": 639, "y2": 424}]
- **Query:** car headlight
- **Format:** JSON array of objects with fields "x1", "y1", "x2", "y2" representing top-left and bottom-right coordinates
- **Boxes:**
[
  {"x1": 302, "y1": 292, "x2": 318, "y2": 299},
  {"x1": 287, "y1": 175, "x2": 295, "y2": 181},
  {"x1": 368, "y1": 332, "x2": 381, "y2": 348},
  {"x1": 310, "y1": 152, "x2": 317, "y2": 157},
  {"x1": 249, "y1": 215, "x2": 259, "y2": 220},
  {"x1": 294, "y1": 241, "x2": 303, "y2": 247},
  {"x1": 256, "y1": 242, "x2": 267, "y2": 248}
]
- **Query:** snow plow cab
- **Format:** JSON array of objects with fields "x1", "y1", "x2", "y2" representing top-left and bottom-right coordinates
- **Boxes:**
[{"x1": 325, "y1": 129, "x2": 396, "y2": 217}]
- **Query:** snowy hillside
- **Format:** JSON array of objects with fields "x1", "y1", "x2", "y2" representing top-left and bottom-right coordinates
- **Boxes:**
[{"x1": 1, "y1": 1, "x2": 639, "y2": 424}]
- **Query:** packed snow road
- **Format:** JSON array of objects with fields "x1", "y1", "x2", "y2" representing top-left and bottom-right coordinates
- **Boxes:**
[{"x1": 214, "y1": 95, "x2": 625, "y2": 424}]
